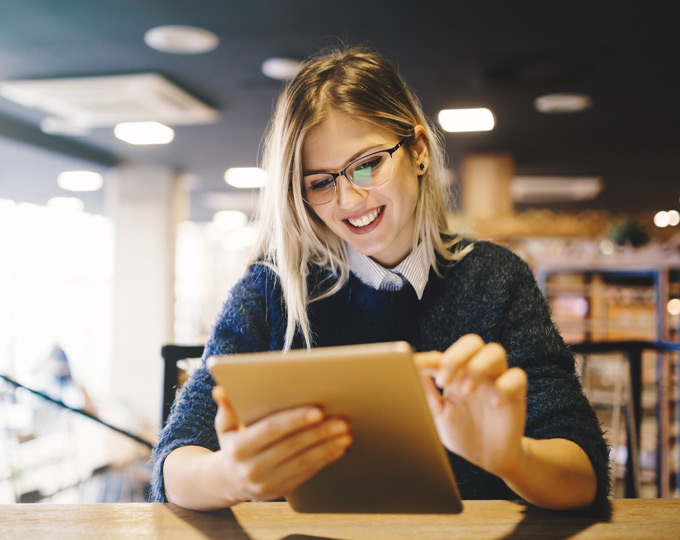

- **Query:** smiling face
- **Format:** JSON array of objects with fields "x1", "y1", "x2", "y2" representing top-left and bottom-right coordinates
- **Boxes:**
[{"x1": 301, "y1": 111, "x2": 428, "y2": 268}]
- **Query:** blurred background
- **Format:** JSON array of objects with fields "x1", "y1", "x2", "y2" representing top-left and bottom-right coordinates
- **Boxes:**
[{"x1": 0, "y1": 0, "x2": 678, "y2": 503}]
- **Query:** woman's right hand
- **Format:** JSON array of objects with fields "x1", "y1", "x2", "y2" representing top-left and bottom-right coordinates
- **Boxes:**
[{"x1": 211, "y1": 386, "x2": 353, "y2": 504}]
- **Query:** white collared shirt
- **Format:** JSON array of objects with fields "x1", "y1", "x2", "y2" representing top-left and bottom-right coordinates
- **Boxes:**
[{"x1": 347, "y1": 242, "x2": 430, "y2": 299}]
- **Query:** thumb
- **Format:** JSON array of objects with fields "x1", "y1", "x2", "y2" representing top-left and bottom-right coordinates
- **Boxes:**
[
  {"x1": 212, "y1": 385, "x2": 239, "y2": 435},
  {"x1": 419, "y1": 373, "x2": 444, "y2": 417}
]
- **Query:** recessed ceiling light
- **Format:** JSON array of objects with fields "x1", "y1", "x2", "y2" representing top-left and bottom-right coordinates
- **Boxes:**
[
  {"x1": 438, "y1": 108, "x2": 495, "y2": 132},
  {"x1": 114, "y1": 121, "x2": 174, "y2": 145},
  {"x1": 144, "y1": 25, "x2": 219, "y2": 54},
  {"x1": 261, "y1": 57, "x2": 302, "y2": 80},
  {"x1": 57, "y1": 171, "x2": 103, "y2": 192},
  {"x1": 47, "y1": 197, "x2": 84, "y2": 212},
  {"x1": 534, "y1": 93, "x2": 593, "y2": 114},
  {"x1": 225, "y1": 167, "x2": 268, "y2": 188},
  {"x1": 654, "y1": 211, "x2": 670, "y2": 228}
]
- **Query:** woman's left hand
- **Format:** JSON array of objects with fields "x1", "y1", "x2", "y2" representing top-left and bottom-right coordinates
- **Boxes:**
[{"x1": 416, "y1": 334, "x2": 528, "y2": 478}]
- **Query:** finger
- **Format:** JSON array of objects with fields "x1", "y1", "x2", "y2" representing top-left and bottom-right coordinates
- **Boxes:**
[
  {"x1": 248, "y1": 417, "x2": 350, "y2": 476},
  {"x1": 436, "y1": 334, "x2": 485, "y2": 387},
  {"x1": 419, "y1": 373, "x2": 444, "y2": 416},
  {"x1": 493, "y1": 367, "x2": 527, "y2": 406},
  {"x1": 252, "y1": 432, "x2": 353, "y2": 500},
  {"x1": 231, "y1": 405, "x2": 324, "y2": 459},
  {"x1": 463, "y1": 342, "x2": 508, "y2": 394},
  {"x1": 212, "y1": 386, "x2": 239, "y2": 435},
  {"x1": 413, "y1": 351, "x2": 442, "y2": 371}
]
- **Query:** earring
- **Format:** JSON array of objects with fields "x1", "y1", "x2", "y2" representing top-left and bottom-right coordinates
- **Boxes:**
[{"x1": 418, "y1": 163, "x2": 425, "y2": 171}]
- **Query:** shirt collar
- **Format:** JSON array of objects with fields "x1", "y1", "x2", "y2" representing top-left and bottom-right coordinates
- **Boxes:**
[{"x1": 347, "y1": 242, "x2": 430, "y2": 299}]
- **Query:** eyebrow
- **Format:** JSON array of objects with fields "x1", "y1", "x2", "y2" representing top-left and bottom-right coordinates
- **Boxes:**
[{"x1": 302, "y1": 142, "x2": 389, "y2": 176}]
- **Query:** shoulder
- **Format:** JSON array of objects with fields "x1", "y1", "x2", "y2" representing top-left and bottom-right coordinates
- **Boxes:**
[
  {"x1": 226, "y1": 262, "x2": 282, "y2": 300},
  {"x1": 463, "y1": 239, "x2": 524, "y2": 264},
  {"x1": 446, "y1": 239, "x2": 532, "y2": 281},
  {"x1": 204, "y1": 263, "x2": 286, "y2": 358},
  {"x1": 241, "y1": 261, "x2": 280, "y2": 285}
]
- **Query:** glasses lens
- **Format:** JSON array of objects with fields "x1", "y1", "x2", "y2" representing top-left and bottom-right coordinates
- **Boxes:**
[
  {"x1": 303, "y1": 174, "x2": 335, "y2": 205},
  {"x1": 348, "y1": 151, "x2": 392, "y2": 188}
]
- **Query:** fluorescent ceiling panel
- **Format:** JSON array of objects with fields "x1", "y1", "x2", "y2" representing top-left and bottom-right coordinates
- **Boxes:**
[
  {"x1": 511, "y1": 176, "x2": 603, "y2": 203},
  {"x1": 0, "y1": 73, "x2": 219, "y2": 128}
]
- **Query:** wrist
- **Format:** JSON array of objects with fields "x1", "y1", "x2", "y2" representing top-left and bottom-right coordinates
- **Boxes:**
[
  {"x1": 165, "y1": 446, "x2": 245, "y2": 510},
  {"x1": 493, "y1": 436, "x2": 531, "y2": 484},
  {"x1": 494, "y1": 437, "x2": 598, "y2": 509},
  {"x1": 208, "y1": 449, "x2": 248, "y2": 508}
]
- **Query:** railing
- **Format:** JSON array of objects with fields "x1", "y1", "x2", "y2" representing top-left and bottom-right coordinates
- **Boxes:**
[
  {"x1": 0, "y1": 374, "x2": 153, "y2": 449},
  {"x1": 0, "y1": 373, "x2": 154, "y2": 503}
]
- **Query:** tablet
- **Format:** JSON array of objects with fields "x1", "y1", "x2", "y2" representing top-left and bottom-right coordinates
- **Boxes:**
[{"x1": 207, "y1": 341, "x2": 463, "y2": 514}]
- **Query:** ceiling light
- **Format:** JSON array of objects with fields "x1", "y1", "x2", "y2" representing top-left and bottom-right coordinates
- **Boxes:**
[
  {"x1": 668, "y1": 298, "x2": 680, "y2": 317},
  {"x1": 57, "y1": 171, "x2": 103, "y2": 192},
  {"x1": 438, "y1": 108, "x2": 494, "y2": 132},
  {"x1": 225, "y1": 167, "x2": 268, "y2": 188},
  {"x1": 654, "y1": 210, "x2": 680, "y2": 228},
  {"x1": 114, "y1": 121, "x2": 174, "y2": 145},
  {"x1": 534, "y1": 93, "x2": 593, "y2": 114},
  {"x1": 261, "y1": 58, "x2": 302, "y2": 80},
  {"x1": 654, "y1": 211, "x2": 670, "y2": 228},
  {"x1": 212, "y1": 210, "x2": 248, "y2": 230},
  {"x1": 47, "y1": 197, "x2": 84, "y2": 212},
  {"x1": 144, "y1": 25, "x2": 219, "y2": 54},
  {"x1": 510, "y1": 176, "x2": 602, "y2": 203}
]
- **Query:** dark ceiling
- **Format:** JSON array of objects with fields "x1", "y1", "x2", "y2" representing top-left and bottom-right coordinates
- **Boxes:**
[{"x1": 0, "y1": 1, "x2": 677, "y2": 221}]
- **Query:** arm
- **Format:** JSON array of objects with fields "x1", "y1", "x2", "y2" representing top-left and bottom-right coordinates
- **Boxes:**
[
  {"x1": 417, "y1": 335, "x2": 597, "y2": 510},
  {"x1": 163, "y1": 445, "x2": 234, "y2": 510},
  {"x1": 153, "y1": 266, "x2": 352, "y2": 509},
  {"x1": 503, "y1": 437, "x2": 596, "y2": 510}
]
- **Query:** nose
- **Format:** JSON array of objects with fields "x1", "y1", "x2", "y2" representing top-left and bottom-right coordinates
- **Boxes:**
[{"x1": 335, "y1": 175, "x2": 366, "y2": 208}]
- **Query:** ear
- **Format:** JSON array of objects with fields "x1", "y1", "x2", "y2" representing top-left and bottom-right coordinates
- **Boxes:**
[{"x1": 411, "y1": 124, "x2": 430, "y2": 174}]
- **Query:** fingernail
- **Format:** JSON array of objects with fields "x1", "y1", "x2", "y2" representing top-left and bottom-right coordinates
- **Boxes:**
[
  {"x1": 306, "y1": 408, "x2": 323, "y2": 422},
  {"x1": 338, "y1": 434, "x2": 353, "y2": 447},
  {"x1": 329, "y1": 419, "x2": 348, "y2": 434}
]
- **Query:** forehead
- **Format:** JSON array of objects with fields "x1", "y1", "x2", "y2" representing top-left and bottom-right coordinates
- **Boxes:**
[{"x1": 302, "y1": 110, "x2": 395, "y2": 171}]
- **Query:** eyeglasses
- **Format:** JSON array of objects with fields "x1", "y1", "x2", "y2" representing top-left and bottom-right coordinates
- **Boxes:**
[{"x1": 302, "y1": 138, "x2": 407, "y2": 205}]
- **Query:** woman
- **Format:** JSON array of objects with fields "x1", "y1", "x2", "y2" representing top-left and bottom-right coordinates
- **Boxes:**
[{"x1": 152, "y1": 45, "x2": 609, "y2": 511}]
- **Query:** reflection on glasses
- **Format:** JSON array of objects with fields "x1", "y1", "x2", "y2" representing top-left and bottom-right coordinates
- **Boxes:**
[{"x1": 302, "y1": 138, "x2": 407, "y2": 205}]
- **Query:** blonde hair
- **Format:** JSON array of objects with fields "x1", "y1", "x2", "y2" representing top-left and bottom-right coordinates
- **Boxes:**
[{"x1": 252, "y1": 45, "x2": 469, "y2": 350}]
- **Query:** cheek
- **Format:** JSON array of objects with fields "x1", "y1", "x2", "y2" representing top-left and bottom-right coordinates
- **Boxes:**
[
  {"x1": 311, "y1": 206, "x2": 335, "y2": 230},
  {"x1": 396, "y1": 173, "x2": 420, "y2": 211}
]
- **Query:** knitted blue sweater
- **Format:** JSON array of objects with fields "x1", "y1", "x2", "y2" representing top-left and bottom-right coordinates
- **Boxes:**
[{"x1": 151, "y1": 241, "x2": 610, "y2": 505}]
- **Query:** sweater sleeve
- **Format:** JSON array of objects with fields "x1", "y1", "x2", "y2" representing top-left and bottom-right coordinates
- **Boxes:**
[
  {"x1": 497, "y1": 252, "x2": 611, "y2": 506},
  {"x1": 150, "y1": 264, "x2": 284, "y2": 502}
]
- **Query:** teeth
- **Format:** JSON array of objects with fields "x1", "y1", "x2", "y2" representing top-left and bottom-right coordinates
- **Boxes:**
[{"x1": 348, "y1": 207, "x2": 381, "y2": 227}]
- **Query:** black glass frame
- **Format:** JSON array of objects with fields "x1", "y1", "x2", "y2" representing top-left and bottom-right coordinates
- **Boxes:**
[{"x1": 302, "y1": 138, "x2": 407, "y2": 205}]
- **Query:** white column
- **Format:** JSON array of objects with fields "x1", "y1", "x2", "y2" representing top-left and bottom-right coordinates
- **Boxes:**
[{"x1": 106, "y1": 162, "x2": 186, "y2": 432}]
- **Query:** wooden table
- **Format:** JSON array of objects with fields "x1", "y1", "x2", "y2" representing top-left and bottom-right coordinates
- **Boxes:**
[{"x1": 2, "y1": 499, "x2": 679, "y2": 539}]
